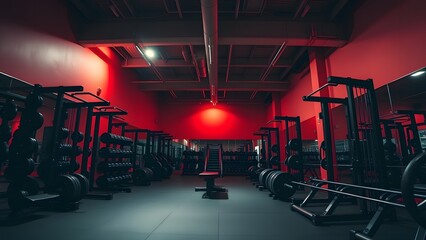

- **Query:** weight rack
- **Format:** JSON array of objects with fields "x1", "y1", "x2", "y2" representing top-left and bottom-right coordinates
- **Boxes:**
[{"x1": 90, "y1": 106, "x2": 132, "y2": 194}]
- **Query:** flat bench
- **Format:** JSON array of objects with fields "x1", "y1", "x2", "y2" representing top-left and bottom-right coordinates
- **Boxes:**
[{"x1": 195, "y1": 171, "x2": 227, "y2": 199}]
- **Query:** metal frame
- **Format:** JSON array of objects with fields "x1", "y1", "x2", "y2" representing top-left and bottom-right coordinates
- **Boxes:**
[
  {"x1": 291, "y1": 76, "x2": 390, "y2": 235},
  {"x1": 273, "y1": 116, "x2": 303, "y2": 181},
  {"x1": 90, "y1": 106, "x2": 130, "y2": 194}
]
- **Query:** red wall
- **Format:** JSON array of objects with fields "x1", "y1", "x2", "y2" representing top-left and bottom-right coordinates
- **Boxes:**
[
  {"x1": 328, "y1": 0, "x2": 426, "y2": 97},
  {"x1": 301, "y1": 117, "x2": 317, "y2": 140},
  {"x1": 0, "y1": 0, "x2": 159, "y2": 130},
  {"x1": 277, "y1": 0, "x2": 426, "y2": 138},
  {"x1": 158, "y1": 101, "x2": 268, "y2": 139},
  {"x1": 279, "y1": 73, "x2": 315, "y2": 122}
]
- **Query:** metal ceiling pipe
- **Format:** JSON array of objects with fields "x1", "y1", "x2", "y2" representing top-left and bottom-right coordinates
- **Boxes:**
[{"x1": 201, "y1": 0, "x2": 218, "y2": 105}]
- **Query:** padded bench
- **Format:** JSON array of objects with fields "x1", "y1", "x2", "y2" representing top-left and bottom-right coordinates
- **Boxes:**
[{"x1": 195, "y1": 171, "x2": 227, "y2": 199}]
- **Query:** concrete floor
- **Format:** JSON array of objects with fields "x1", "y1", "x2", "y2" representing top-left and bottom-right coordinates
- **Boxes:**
[{"x1": 0, "y1": 174, "x2": 419, "y2": 240}]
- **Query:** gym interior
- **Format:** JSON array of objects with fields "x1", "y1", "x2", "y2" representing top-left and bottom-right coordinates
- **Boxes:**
[{"x1": 0, "y1": 0, "x2": 425, "y2": 239}]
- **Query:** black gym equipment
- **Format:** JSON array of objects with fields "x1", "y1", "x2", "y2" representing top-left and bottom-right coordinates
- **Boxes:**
[
  {"x1": 253, "y1": 132, "x2": 268, "y2": 168},
  {"x1": 120, "y1": 128, "x2": 154, "y2": 186},
  {"x1": 5, "y1": 84, "x2": 88, "y2": 211},
  {"x1": 274, "y1": 116, "x2": 303, "y2": 181},
  {"x1": 223, "y1": 150, "x2": 257, "y2": 176},
  {"x1": 182, "y1": 150, "x2": 204, "y2": 175},
  {"x1": 195, "y1": 144, "x2": 228, "y2": 199},
  {"x1": 143, "y1": 130, "x2": 174, "y2": 180},
  {"x1": 0, "y1": 93, "x2": 23, "y2": 199},
  {"x1": 254, "y1": 127, "x2": 281, "y2": 170},
  {"x1": 91, "y1": 106, "x2": 132, "y2": 194},
  {"x1": 61, "y1": 91, "x2": 111, "y2": 200},
  {"x1": 381, "y1": 110, "x2": 426, "y2": 163},
  {"x1": 259, "y1": 152, "x2": 426, "y2": 239},
  {"x1": 303, "y1": 91, "x2": 348, "y2": 186},
  {"x1": 0, "y1": 98, "x2": 19, "y2": 167},
  {"x1": 288, "y1": 76, "x2": 421, "y2": 239}
]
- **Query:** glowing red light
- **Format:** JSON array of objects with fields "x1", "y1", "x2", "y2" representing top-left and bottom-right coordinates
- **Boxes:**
[{"x1": 200, "y1": 108, "x2": 227, "y2": 127}]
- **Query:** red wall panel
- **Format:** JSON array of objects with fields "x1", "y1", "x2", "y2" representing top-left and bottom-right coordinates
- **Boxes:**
[
  {"x1": 328, "y1": 0, "x2": 426, "y2": 98},
  {"x1": 279, "y1": 0, "x2": 426, "y2": 137},
  {"x1": 301, "y1": 117, "x2": 317, "y2": 140},
  {"x1": 279, "y1": 73, "x2": 316, "y2": 122},
  {"x1": 158, "y1": 101, "x2": 268, "y2": 139},
  {"x1": 0, "y1": 0, "x2": 159, "y2": 131}
]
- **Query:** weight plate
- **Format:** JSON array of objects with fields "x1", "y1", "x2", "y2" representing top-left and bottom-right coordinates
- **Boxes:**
[
  {"x1": 271, "y1": 144, "x2": 279, "y2": 153},
  {"x1": 288, "y1": 138, "x2": 302, "y2": 151},
  {"x1": 268, "y1": 171, "x2": 280, "y2": 193},
  {"x1": 266, "y1": 171, "x2": 280, "y2": 191},
  {"x1": 254, "y1": 168, "x2": 264, "y2": 179},
  {"x1": 58, "y1": 174, "x2": 81, "y2": 202},
  {"x1": 272, "y1": 172, "x2": 296, "y2": 200},
  {"x1": 287, "y1": 154, "x2": 302, "y2": 170},
  {"x1": 401, "y1": 152, "x2": 426, "y2": 229},
  {"x1": 258, "y1": 169, "x2": 273, "y2": 186},
  {"x1": 71, "y1": 173, "x2": 89, "y2": 197},
  {"x1": 25, "y1": 158, "x2": 35, "y2": 175}
]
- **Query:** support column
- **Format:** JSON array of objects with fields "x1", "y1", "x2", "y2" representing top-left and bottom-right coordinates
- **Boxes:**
[{"x1": 309, "y1": 48, "x2": 337, "y2": 181}]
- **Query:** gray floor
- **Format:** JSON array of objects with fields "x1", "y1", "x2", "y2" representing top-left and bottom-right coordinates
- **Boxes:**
[{"x1": 0, "y1": 175, "x2": 419, "y2": 240}]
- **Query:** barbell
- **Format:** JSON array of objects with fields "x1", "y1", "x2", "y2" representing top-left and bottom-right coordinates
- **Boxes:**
[{"x1": 268, "y1": 152, "x2": 426, "y2": 227}]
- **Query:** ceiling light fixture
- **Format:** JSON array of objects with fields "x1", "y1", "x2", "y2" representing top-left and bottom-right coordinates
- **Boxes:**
[
  {"x1": 144, "y1": 48, "x2": 155, "y2": 59},
  {"x1": 207, "y1": 44, "x2": 212, "y2": 65},
  {"x1": 135, "y1": 44, "x2": 152, "y2": 66},
  {"x1": 411, "y1": 70, "x2": 425, "y2": 77}
]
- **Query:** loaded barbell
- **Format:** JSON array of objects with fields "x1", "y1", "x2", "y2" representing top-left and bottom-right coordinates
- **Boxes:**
[{"x1": 265, "y1": 152, "x2": 426, "y2": 227}]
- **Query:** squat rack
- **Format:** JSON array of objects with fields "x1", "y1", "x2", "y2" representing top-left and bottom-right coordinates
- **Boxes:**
[{"x1": 291, "y1": 76, "x2": 390, "y2": 238}]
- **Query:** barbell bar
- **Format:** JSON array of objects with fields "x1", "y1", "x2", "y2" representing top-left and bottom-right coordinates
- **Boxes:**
[{"x1": 275, "y1": 152, "x2": 426, "y2": 226}]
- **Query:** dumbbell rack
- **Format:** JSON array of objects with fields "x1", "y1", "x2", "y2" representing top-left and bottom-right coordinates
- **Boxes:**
[
  {"x1": 61, "y1": 92, "x2": 111, "y2": 200},
  {"x1": 90, "y1": 106, "x2": 132, "y2": 194},
  {"x1": 143, "y1": 131, "x2": 173, "y2": 180},
  {"x1": 222, "y1": 151, "x2": 257, "y2": 175},
  {"x1": 153, "y1": 132, "x2": 174, "y2": 178},
  {"x1": 6, "y1": 84, "x2": 88, "y2": 211},
  {"x1": 121, "y1": 128, "x2": 154, "y2": 186}
]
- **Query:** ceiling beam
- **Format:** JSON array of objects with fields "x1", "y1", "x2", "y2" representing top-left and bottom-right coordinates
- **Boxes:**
[
  {"x1": 122, "y1": 58, "x2": 292, "y2": 68},
  {"x1": 329, "y1": 0, "x2": 349, "y2": 21},
  {"x1": 235, "y1": 0, "x2": 240, "y2": 19},
  {"x1": 219, "y1": 57, "x2": 292, "y2": 66},
  {"x1": 251, "y1": 42, "x2": 287, "y2": 99},
  {"x1": 123, "y1": 58, "x2": 193, "y2": 68},
  {"x1": 175, "y1": 0, "x2": 183, "y2": 19},
  {"x1": 76, "y1": 20, "x2": 349, "y2": 47},
  {"x1": 226, "y1": 45, "x2": 233, "y2": 82},
  {"x1": 280, "y1": 47, "x2": 307, "y2": 80},
  {"x1": 133, "y1": 80, "x2": 289, "y2": 91}
]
